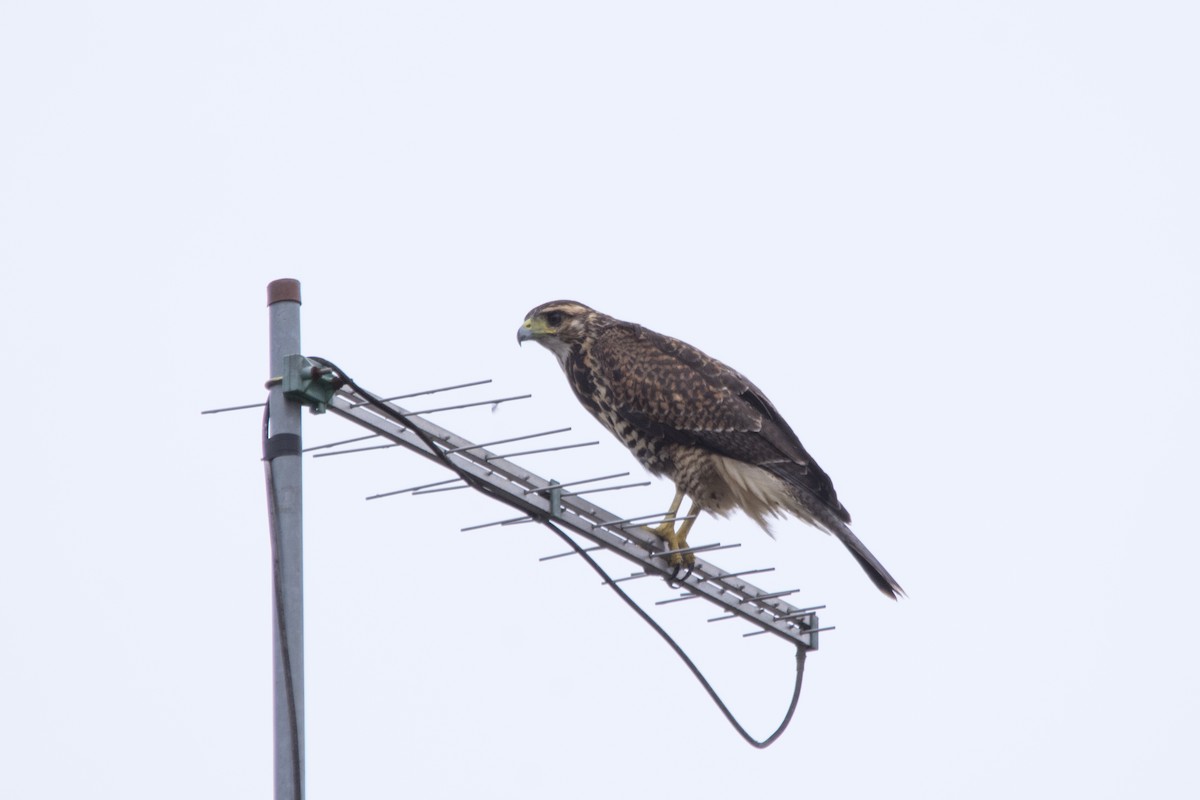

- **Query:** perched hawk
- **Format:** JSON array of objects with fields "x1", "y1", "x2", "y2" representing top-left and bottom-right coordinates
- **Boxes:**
[{"x1": 518, "y1": 300, "x2": 904, "y2": 599}]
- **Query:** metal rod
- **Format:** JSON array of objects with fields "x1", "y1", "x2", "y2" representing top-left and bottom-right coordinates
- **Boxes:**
[
  {"x1": 739, "y1": 588, "x2": 799, "y2": 603},
  {"x1": 702, "y1": 567, "x2": 776, "y2": 582},
  {"x1": 562, "y1": 481, "x2": 653, "y2": 497},
  {"x1": 485, "y1": 440, "x2": 599, "y2": 460},
  {"x1": 348, "y1": 378, "x2": 493, "y2": 407},
  {"x1": 266, "y1": 278, "x2": 305, "y2": 800},
  {"x1": 303, "y1": 433, "x2": 380, "y2": 452},
  {"x1": 647, "y1": 542, "x2": 739, "y2": 560},
  {"x1": 777, "y1": 605, "x2": 827, "y2": 620},
  {"x1": 404, "y1": 394, "x2": 530, "y2": 415},
  {"x1": 655, "y1": 593, "x2": 701, "y2": 606},
  {"x1": 311, "y1": 442, "x2": 398, "y2": 458},
  {"x1": 599, "y1": 511, "x2": 696, "y2": 529},
  {"x1": 745, "y1": 625, "x2": 836, "y2": 639},
  {"x1": 366, "y1": 477, "x2": 464, "y2": 500},
  {"x1": 624, "y1": 513, "x2": 699, "y2": 529},
  {"x1": 440, "y1": 427, "x2": 571, "y2": 455},
  {"x1": 200, "y1": 401, "x2": 266, "y2": 415},
  {"x1": 538, "y1": 545, "x2": 604, "y2": 562},
  {"x1": 601, "y1": 571, "x2": 650, "y2": 585},
  {"x1": 412, "y1": 484, "x2": 471, "y2": 495},
  {"x1": 461, "y1": 514, "x2": 531, "y2": 532},
  {"x1": 522, "y1": 472, "x2": 630, "y2": 495}
]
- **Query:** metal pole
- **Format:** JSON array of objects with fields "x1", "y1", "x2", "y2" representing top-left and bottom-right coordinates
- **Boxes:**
[{"x1": 267, "y1": 278, "x2": 305, "y2": 800}]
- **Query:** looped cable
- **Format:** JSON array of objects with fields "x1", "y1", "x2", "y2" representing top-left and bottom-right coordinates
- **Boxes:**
[{"x1": 543, "y1": 520, "x2": 806, "y2": 747}]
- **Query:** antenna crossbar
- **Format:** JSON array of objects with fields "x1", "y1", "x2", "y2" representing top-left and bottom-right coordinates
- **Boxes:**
[{"x1": 326, "y1": 389, "x2": 823, "y2": 649}]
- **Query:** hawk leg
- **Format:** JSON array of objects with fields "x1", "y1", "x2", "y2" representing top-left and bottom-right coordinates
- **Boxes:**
[{"x1": 646, "y1": 489, "x2": 699, "y2": 569}]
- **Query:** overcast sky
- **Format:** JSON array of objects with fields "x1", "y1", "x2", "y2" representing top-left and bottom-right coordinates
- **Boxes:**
[{"x1": 2, "y1": 2, "x2": 1198, "y2": 798}]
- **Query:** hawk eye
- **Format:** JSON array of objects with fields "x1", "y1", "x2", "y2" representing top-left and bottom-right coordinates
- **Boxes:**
[{"x1": 544, "y1": 311, "x2": 565, "y2": 327}]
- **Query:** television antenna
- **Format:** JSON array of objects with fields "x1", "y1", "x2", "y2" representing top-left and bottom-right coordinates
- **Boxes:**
[{"x1": 206, "y1": 279, "x2": 831, "y2": 800}]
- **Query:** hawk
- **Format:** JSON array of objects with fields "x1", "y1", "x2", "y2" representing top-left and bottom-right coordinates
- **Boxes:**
[{"x1": 518, "y1": 300, "x2": 904, "y2": 599}]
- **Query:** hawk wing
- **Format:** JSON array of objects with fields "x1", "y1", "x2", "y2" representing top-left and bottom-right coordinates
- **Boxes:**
[{"x1": 590, "y1": 323, "x2": 850, "y2": 522}]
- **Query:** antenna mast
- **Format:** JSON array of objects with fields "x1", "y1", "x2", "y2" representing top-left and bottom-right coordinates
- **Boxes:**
[{"x1": 265, "y1": 278, "x2": 305, "y2": 800}]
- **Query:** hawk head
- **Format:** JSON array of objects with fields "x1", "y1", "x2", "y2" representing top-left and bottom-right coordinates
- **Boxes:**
[{"x1": 517, "y1": 300, "x2": 605, "y2": 364}]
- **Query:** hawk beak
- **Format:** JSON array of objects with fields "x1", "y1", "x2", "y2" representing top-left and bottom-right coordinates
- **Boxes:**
[{"x1": 517, "y1": 320, "x2": 536, "y2": 345}]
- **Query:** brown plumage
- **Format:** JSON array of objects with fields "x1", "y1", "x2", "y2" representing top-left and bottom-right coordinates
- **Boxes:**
[{"x1": 518, "y1": 300, "x2": 904, "y2": 599}]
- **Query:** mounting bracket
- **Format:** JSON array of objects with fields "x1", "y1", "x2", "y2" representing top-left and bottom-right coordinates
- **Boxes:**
[{"x1": 281, "y1": 354, "x2": 338, "y2": 414}]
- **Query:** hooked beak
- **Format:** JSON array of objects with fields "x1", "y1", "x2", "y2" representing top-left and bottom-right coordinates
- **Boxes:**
[{"x1": 517, "y1": 319, "x2": 536, "y2": 345}]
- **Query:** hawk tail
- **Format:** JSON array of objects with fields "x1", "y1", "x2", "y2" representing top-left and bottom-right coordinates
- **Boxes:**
[
  {"x1": 712, "y1": 457, "x2": 905, "y2": 598},
  {"x1": 792, "y1": 489, "x2": 906, "y2": 600}
]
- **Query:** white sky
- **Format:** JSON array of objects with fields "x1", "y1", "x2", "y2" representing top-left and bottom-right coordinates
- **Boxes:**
[{"x1": 3, "y1": 2, "x2": 1198, "y2": 798}]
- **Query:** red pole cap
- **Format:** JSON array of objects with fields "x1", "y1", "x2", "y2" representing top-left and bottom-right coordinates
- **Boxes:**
[{"x1": 267, "y1": 278, "x2": 302, "y2": 306}]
